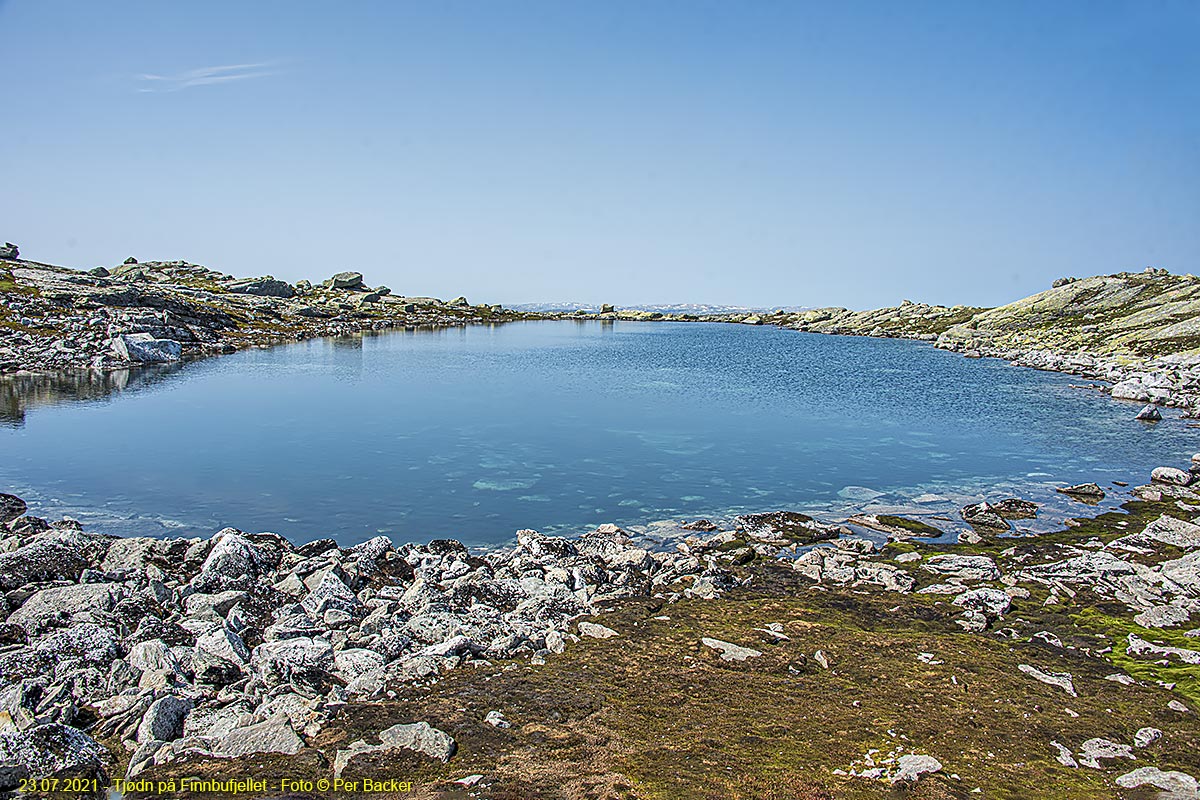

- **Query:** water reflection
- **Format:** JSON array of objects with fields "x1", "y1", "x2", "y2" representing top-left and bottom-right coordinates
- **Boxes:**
[{"x1": 0, "y1": 365, "x2": 186, "y2": 427}]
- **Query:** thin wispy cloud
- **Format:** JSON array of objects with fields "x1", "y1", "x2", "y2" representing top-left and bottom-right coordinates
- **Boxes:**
[{"x1": 136, "y1": 62, "x2": 279, "y2": 93}]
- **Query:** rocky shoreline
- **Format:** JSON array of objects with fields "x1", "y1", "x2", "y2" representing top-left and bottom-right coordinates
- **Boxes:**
[
  {"x1": 1, "y1": 246, "x2": 547, "y2": 375},
  {"x1": 5, "y1": 247, "x2": 1200, "y2": 422},
  {"x1": 573, "y1": 267, "x2": 1200, "y2": 415},
  {"x1": 2, "y1": 456, "x2": 1200, "y2": 798}
]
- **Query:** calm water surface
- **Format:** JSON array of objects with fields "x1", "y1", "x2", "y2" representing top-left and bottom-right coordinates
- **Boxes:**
[{"x1": 2, "y1": 321, "x2": 1196, "y2": 546}]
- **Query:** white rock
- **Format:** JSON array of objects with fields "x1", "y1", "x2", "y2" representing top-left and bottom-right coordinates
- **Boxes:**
[
  {"x1": 1115, "y1": 766, "x2": 1198, "y2": 794},
  {"x1": 1018, "y1": 664, "x2": 1076, "y2": 696},
  {"x1": 1076, "y1": 737, "x2": 1134, "y2": 769},
  {"x1": 701, "y1": 637, "x2": 763, "y2": 662},
  {"x1": 484, "y1": 710, "x2": 510, "y2": 729},
  {"x1": 578, "y1": 622, "x2": 619, "y2": 639},
  {"x1": 1133, "y1": 727, "x2": 1162, "y2": 748},
  {"x1": 892, "y1": 754, "x2": 942, "y2": 783}
]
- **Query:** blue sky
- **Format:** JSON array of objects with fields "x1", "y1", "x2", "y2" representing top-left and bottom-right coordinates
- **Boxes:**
[{"x1": 1, "y1": 1, "x2": 1197, "y2": 308}]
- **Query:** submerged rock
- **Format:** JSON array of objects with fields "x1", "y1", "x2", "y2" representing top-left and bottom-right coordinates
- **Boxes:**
[{"x1": 1057, "y1": 483, "x2": 1106, "y2": 500}]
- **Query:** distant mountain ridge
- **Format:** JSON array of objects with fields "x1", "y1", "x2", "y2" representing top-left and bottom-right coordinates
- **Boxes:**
[{"x1": 509, "y1": 301, "x2": 810, "y2": 315}]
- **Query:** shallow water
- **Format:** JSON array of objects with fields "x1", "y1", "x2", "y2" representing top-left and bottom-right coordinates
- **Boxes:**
[{"x1": 1, "y1": 321, "x2": 1195, "y2": 546}]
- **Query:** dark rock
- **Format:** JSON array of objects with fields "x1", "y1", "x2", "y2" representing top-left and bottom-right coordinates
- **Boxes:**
[
  {"x1": 298, "y1": 538, "x2": 340, "y2": 558},
  {"x1": 87, "y1": 266, "x2": 110, "y2": 277},
  {"x1": 0, "y1": 493, "x2": 26, "y2": 524},
  {"x1": 0, "y1": 242, "x2": 18, "y2": 260},
  {"x1": 427, "y1": 539, "x2": 469, "y2": 557},
  {"x1": 1136, "y1": 404, "x2": 1163, "y2": 422},
  {"x1": 0, "y1": 723, "x2": 108, "y2": 784},
  {"x1": 124, "y1": 256, "x2": 138, "y2": 264},
  {"x1": 992, "y1": 498, "x2": 1039, "y2": 519},
  {"x1": 961, "y1": 502, "x2": 1010, "y2": 529}
]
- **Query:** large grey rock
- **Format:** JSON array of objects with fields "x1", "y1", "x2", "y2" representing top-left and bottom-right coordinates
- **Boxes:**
[
  {"x1": 1134, "y1": 605, "x2": 1191, "y2": 629},
  {"x1": 1127, "y1": 633, "x2": 1200, "y2": 665},
  {"x1": 921, "y1": 554, "x2": 1000, "y2": 582},
  {"x1": 700, "y1": 637, "x2": 762, "y2": 662},
  {"x1": 109, "y1": 333, "x2": 182, "y2": 363},
  {"x1": 1110, "y1": 514, "x2": 1200, "y2": 552},
  {"x1": 1153, "y1": 466, "x2": 1193, "y2": 486},
  {"x1": 193, "y1": 529, "x2": 270, "y2": 591},
  {"x1": 0, "y1": 536, "x2": 90, "y2": 590},
  {"x1": 1018, "y1": 664, "x2": 1076, "y2": 696},
  {"x1": 8, "y1": 583, "x2": 121, "y2": 632},
  {"x1": 225, "y1": 276, "x2": 295, "y2": 298},
  {"x1": 1136, "y1": 404, "x2": 1164, "y2": 421},
  {"x1": 34, "y1": 622, "x2": 121, "y2": 665},
  {"x1": 136, "y1": 695, "x2": 192, "y2": 743},
  {"x1": 323, "y1": 271, "x2": 365, "y2": 290},
  {"x1": 1115, "y1": 766, "x2": 1198, "y2": 794},
  {"x1": 334, "y1": 648, "x2": 386, "y2": 683},
  {"x1": 892, "y1": 754, "x2": 942, "y2": 783},
  {"x1": 301, "y1": 571, "x2": 359, "y2": 615},
  {"x1": 214, "y1": 714, "x2": 303, "y2": 757},
  {"x1": 578, "y1": 622, "x2": 618, "y2": 639},
  {"x1": 250, "y1": 636, "x2": 335, "y2": 691},
  {"x1": 960, "y1": 502, "x2": 1008, "y2": 529},
  {"x1": 183, "y1": 701, "x2": 253, "y2": 739},
  {"x1": 1076, "y1": 737, "x2": 1135, "y2": 769},
  {"x1": 128, "y1": 639, "x2": 184, "y2": 676},
  {"x1": 1057, "y1": 482, "x2": 1106, "y2": 500},
  {"x1": 952, "y1": 587, "x2": 1011, "y2": 617},
  {"x1": 193, "y1": 628, "x2": 251, "y2": 684},
  {"x1": 333, "y1": 721, "x2": 456, "y2": 778}
]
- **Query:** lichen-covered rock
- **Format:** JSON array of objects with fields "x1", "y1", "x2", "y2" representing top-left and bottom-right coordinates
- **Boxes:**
[
  {"x1": 250, "y1": 636, "x2": 335, "y2": 691},
  {"x1": 323, "y1": 271, "x2": 365, "y2": 290},
  {"x1": 192, "y1": 628, "x2": 251, "y2": 684},
  {"x1": 8, "y1": 583, "x2": 121, "y2": 633},
  {"x1": 333, "y1": 721, "x2": 456, "y2": 778},
  {"x1": 214, "y1": 714, "x2": 303, "y2": 758},
  {"x1": 0, "y1": 723, "x2": 108, "y2": 781},
  {"x1": 921, "y1": 554, "x2": 1000, "y2": 582},
  {"x1": 0, "y1": 536, "x2": 91, "y2": 590},
  {"x1": 136, "y1": 695, "x2": 193, "y2": 743}
]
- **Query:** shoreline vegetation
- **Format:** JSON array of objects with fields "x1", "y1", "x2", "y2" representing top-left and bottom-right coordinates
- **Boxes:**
[{"x1": 2, "y1": 244, "x2": 1200, "y2": 798}]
